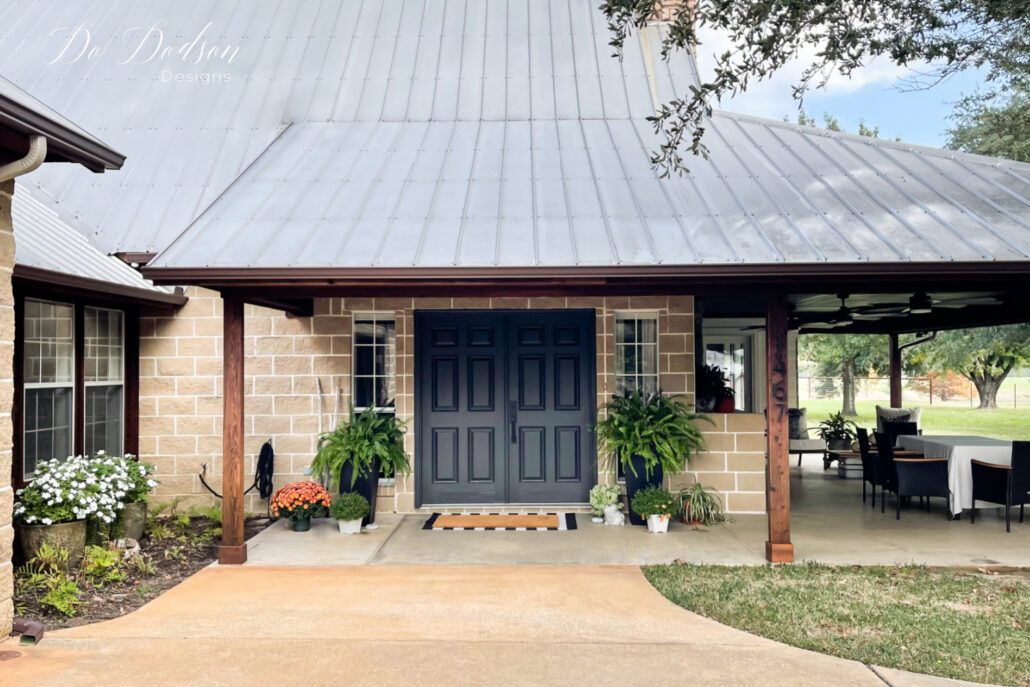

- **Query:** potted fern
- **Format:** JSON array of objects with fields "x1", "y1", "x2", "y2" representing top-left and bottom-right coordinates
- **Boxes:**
[
  {"x1": 310, "y1": 408, "x2": 410, "y2": 525},
  {"x1": 594, "y1": 391, "x2": 711, "y2": 526},
  {"x1": 331, "y1": 492, "x2": 370, "y2": 534}
]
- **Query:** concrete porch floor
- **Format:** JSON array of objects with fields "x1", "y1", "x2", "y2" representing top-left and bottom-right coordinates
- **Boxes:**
[{"x1": 243, "y1": 463, "x2": 1030, "y2": 567}]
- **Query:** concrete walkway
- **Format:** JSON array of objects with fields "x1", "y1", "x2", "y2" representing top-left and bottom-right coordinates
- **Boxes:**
[{"x1": 0, "y1": 566, "x2": 994, "y2": 686}]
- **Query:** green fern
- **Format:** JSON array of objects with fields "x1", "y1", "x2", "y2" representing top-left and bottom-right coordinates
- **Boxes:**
[{"x1": 310, "y1": 407, "x2": 410, "y2": 491}]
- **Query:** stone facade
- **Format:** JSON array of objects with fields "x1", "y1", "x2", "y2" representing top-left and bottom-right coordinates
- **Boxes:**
[
  {"x1": 671, "y1": 413, "x2": 767, "y2": 513},
  {"x1": 139, "y1": 288, "x2": 762, "y2": 515},
  {"x1": 0, "y1": 180, "x2": 15, "y2": 637}
]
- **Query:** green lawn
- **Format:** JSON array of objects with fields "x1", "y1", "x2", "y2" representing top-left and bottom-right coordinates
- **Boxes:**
[
  {"x1": 645, "y1": 564, "x2": 1030, "y2": 686},
  {"x1": 801, "y1": 400, "x2": 1030, "y2": 441}
]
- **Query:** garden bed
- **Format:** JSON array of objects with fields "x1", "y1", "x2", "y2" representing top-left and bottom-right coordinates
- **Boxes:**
[
  {"x1": 13, "y1": 505, "x2": 270, "y2": 631},
  {"x1": 644, "y1": 562, "x2": 1030, "y2": 687}
]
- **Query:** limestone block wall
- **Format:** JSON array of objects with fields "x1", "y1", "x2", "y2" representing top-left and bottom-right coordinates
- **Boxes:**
[
  {"x1": 140, "y1": 289, "x2": 763, "y2": 515},
  {"x1": 0, "y1": 180, "x2": 16, "y2": 637}
]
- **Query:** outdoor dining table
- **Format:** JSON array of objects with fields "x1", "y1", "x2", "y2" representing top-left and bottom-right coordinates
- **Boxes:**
[{"x1": 896, "y1": 435, "x2": 1013, "y2": 516}]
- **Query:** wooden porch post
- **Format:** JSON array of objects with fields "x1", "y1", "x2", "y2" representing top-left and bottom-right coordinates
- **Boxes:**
[
  {"x1": 888, "y1": 333, "x2": 902, "y2": 408},
  {"x1": 219, "y1": 293, "x2": 247, "y2": 565},
  {"x1": 765, "y1": 295, "x2": 794, "y2": 563}
]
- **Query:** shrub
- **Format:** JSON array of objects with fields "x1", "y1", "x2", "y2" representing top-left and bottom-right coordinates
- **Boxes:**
[
  {"x1": 588, "y1": 484, "x2": 623, "y2": 517},
  {"x1": 330, "y1": 492, "x2": 370, "y2": 521},
  {"x1": 80, "y1": 545, "x2": 127, "y2": 587},
  {"x1": 630, "y1": 486, "x2": 677, "y2": 518},
  {"x1": 269, "y1": 481, "x2": 331, "y2": 521}
]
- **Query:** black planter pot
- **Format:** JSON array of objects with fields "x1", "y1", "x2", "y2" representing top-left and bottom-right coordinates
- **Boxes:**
[
  {"x1": 339, "y1": 458, "x2": 380, "y2": 526},
  {"x1": 624, "y1": 454, "x2": 663, "y2": 526}
]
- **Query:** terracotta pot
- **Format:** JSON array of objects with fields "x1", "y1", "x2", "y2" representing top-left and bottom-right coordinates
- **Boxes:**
[
  {"x1": 121, "y1": 501, "x2": 147, "y2": 541},
  {"x1": 715, "y1": 397, "x2": 736, "y2": 413},
  {"x1": 680, "y1": 505, "x2": 704, "y2": 527},
  {"x1": 18, "y1": 520, "x2": 87, "y2": 570}
]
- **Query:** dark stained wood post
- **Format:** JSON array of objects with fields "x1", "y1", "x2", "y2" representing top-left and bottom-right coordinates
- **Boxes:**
[
  {"x1": 888, "y1": 332, "x2": 902, "y2": 408},
  {"x1": 765, "y1": 295, "x2": 794, "y2": 563},
  {"x1": 219, "y1": 293, "x2": 247, "y2": 565}
]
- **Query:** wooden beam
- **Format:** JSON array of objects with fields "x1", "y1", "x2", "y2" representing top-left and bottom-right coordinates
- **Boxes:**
[
  {"x1": 219, "y1": 294, "x2": 247, "y2": 565},
  {"x1": 245, "y1": 296, "x2": 314, "y2": 317},
  {"x1": 765, "y1": 295, "x2": 794, "y2": 563},
  {"x1": 889, "y1": 333, "x2": 902, "y2": 408}
]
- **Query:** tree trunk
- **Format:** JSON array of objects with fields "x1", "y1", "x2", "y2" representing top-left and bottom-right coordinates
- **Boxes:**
[
  {"x1": 970, "y1": 366, "x2": 1013, "y2": 409},
  {"x1": 841, "y1": 357, "x2": 857, "y2": 417}
]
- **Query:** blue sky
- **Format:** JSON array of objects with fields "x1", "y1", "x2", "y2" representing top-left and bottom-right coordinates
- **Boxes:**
[{"x1": 695, "y1": 34, "x2": 990, "y2": 148}]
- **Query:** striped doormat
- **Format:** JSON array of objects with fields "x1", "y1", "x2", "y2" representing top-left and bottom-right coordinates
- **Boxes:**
[{"x1": 423, "y1": 512, "x2": 578, "y2": 531}]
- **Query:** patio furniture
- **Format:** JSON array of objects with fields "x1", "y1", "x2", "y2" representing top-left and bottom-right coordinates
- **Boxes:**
[
  {"x1": 970, "y1": 441, "x2": 1030, "y2": 532},
  {"x1": 857, "y1": 428, "x2": 884, "y2": 507},
  {"x1": 893, "y1": 458, "x2": 950, "y2": 520},
  {"x1": 897, "y1": 435, "x2": 1014, "y2": 517},
  {"x1": 884, "y1": 421, "x2": 919, "y2": 448},
  {"x1": 873, "y1": 432, "x2": 900, "y2": 514},
  {"x1": 828, "y1": 450, "x2": 863, "y2": 479},
  {"x1": 787, "y1": 408, "x2": 827, "y2": 468},
  {"x1": 876, "y1": 405, "x2": 923, "y2": 433}
]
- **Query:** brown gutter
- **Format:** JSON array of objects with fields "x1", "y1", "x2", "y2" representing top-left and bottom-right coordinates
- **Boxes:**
[
  {"x1": 0, "y1": 101, "x2": 124, "y2": 172},
  {"x1": 142, "y1": 261, "x2": 1030, "y2": 292},
  {"x1": 14, "y1": 264, "x2": 187, "y2": 307}
]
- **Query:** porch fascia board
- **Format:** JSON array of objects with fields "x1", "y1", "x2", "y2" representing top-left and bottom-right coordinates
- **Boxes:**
[{"x1": 142, "y1": 260, "x2": 1030, "y2": 291}]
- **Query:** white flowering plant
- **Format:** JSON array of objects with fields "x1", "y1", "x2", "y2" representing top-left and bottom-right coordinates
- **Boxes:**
[{"x1": 13, "y1": 453, "x2": 159, "y2": 527}]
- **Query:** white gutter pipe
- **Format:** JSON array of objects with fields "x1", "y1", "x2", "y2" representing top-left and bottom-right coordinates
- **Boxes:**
[{"x1": 0, "y1": 134, "x2": 46, "y2": 182}]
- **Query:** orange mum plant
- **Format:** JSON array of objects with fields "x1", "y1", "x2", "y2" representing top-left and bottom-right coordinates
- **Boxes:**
[{"x1": 269, "y1": 481, "x2": 332, "y2": 522}]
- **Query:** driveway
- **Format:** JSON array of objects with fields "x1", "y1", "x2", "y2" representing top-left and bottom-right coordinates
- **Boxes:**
[{"x1": 0, "y1": 565, "x2": 992, "y2": 686}]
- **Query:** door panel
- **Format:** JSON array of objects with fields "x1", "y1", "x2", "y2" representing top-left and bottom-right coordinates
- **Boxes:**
[
  {"x1": 418, "y1": 313, "x2": 507, "y2": 504},
  {"x1": 507, "y1": 312, "x2": 594, "y2": 502},
  {"x1": 416, "y1": 310, "x2": 594, "y2": 505}
]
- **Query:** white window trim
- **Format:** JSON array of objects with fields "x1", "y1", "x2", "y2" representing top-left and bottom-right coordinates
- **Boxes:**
[
  {"x1": 83, "y1": 306, "x2": 126, "y2": 457},
  {"x1": 704, "y1": 334, "x2": 753, "y2": 412},
  {"x1": 613, "y1": 310, "x2": 661, "y2": 396},
  {"x1": 612, "y1": 310, "x2": 661, "y2": 483},
  {"x1": 352, "y1": 312, "x2": 398, "y2": 485},
  {"x1": 23, "y1": 298, "x2": 75, "y2": 478}
]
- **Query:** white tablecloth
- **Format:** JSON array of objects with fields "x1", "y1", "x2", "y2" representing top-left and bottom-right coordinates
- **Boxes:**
[{"x1": 897, "y1": 435, "x2": 1013, "y2": 515}]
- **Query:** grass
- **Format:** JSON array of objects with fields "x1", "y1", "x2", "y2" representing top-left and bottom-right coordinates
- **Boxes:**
[
  {"x1": 802, "y1": 400, "x2": 1030, "y2": 441},
  {"x1": 644, "y1": 564, "x2": 1030, "y2": 686}
]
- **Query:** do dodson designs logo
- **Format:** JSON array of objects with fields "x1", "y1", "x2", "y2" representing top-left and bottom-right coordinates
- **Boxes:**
[{"x1": 45, "y1": 20, "x2": 242, "y2": 84}]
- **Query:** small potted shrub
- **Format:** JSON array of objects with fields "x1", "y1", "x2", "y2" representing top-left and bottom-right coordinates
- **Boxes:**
[
  {"x1": 815, "y1": 412, "x2": 858, "y2": 451},
  {"x1": 269, "y1": 481, "x2": 331, "y2": 532},
  {"x1": 630, "y1": 486, "x2": 677, "y2": 534},
  {"x1": 14, "y1": 455, "x2": 128, "y2": 568},
  {"x1": 331, "y1": 492, "x2": 370, "y2": 534},
  {"x1": 595, "y1": 391, "x2": 711, "y2": 526},
  {"x1": 311, "y1": 408, "x2": 410, "y2": 525},
  {"x1": 678, "y1": 483, "x2": 724, "y2": 527},
  {"x1": 588, "y1": 484, "x2": 622, "y2": 524}
]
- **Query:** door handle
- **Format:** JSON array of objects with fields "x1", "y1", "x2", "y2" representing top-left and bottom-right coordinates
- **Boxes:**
[{"x1": 510, "y1": 401, "x2": 517, "y2": 443}]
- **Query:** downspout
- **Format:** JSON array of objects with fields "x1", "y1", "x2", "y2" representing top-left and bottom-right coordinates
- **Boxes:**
[{"x1": 0, "y1": 135, "x2": 47, "y2": 182}]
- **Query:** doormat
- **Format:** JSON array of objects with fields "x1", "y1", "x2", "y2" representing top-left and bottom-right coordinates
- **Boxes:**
[{"x1": 422, "y1": 513, "x2": 577, "y2": 531}]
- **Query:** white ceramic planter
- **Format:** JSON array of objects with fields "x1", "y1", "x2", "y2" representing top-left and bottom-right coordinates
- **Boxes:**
[
  {"x1": 646, "y1": 514, "x2": 670, "y2": 533},
  {"x1": 337, "y1": 519, "x2": 362, "y2": 534}
]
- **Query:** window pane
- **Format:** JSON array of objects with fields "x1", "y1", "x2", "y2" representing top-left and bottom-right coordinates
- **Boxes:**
[
  {"x1": 24, "y1": 387, "x2": 73, "y2": 476},
  {"x1": 614, "y1": 314, "x2": 659, "y2": 399},
  {"x1": 353, "y1": 377, "x2": 374, "y2": 408},
  {"x1": 84, "y1": 385, "x2": 123, "y2": 456},
  {"x1": 23, "y1": 300, "x2": 74, "y2": 384},
  {"x1": 354, "y1": 346, "x2": 375, "y2": 376},
  {"x1": 353, "y1": 316, "x2": 396, "y2": 410},
  {"x1": 641, "y1": 345, "x2": 657, "y2": 375},
  {"x1": 353, "y1": 322, "x2": 375, "y2": 345},
  {"x1": 85, "y1": 307, "x2": 124, "y2": 383},
  {"x1": 615, "y1": 319, "x2": 635, "y2": 344}
]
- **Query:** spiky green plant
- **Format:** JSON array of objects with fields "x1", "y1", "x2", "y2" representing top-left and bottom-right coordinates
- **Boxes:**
[
  {"x1": 311, "y1": 408, "x2": 410, "y2": 491},
  {"x1": 594, "y1": 391, "x2": 712, "y2": 481}
]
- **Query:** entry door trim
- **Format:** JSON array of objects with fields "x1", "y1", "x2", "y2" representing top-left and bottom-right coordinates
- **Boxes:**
[{"x1": 414, "y1": 309, "x2": 596, "y2": 507}]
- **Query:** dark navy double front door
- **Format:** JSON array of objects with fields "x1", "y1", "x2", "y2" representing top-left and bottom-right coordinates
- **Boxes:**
[{"x1": 416, "y1": 310, "x2": 595, "y2": 505}]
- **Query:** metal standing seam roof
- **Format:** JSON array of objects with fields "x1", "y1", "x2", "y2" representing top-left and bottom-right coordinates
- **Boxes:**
[
  {"x1": 1, "y1": 0, "x2": 1029, "y2": 270},
  {"x1": 12, "y1": 183, "x2": 180, "y2": 301}
]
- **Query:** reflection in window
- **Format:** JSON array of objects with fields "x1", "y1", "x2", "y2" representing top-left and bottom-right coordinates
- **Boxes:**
[
  {"x1": 23, "y1": 299, "x2": 74, "y2": 476},
  {"x1": 84, "y1": 307, "x2": 124, "y2": 456},
  {"x1": 352, "y1": 314, "x2": 396, "y2": 412},
  {"x1": 614, "y1": 312, "x2": 659, "y2": 397},
  {"x1": 705, "y1": 337, "x2": 751, "y2": 412}
]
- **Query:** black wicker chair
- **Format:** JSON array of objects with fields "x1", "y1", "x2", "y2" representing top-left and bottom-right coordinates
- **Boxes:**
[
  {"x1": 857, "y1": 428, "x2": 882, "y2": 507},
  {"x1": 884, "y1": 421, "x2": 919, "y2": 448},
  {"x1": 893, "y1": 458, "x2": 950, "y2": 520},
  {"x1": 970, "y1": 441, "x2": 1030, "y2": 532},
  {"x1": 873, "y1": 431, "x2": 899, "y2": 514}
]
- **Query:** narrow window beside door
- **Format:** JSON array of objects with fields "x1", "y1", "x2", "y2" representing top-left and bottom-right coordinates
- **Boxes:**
[
  {"x1": 352, "y1": 313, "x2": 397, "y2": 480},
  {"x1": 614, "y1": 312, "x2": 659, "y2": 397}
]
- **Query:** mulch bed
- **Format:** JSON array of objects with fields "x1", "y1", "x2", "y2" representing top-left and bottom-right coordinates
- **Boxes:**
[{"x1": 13, "y1": 515, "x2": 270, "y2": 631}]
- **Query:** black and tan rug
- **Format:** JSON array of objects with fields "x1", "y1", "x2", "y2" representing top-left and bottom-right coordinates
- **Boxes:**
[{"x1": 422, "y1": 513, "x2": 578, "y2": 531}]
